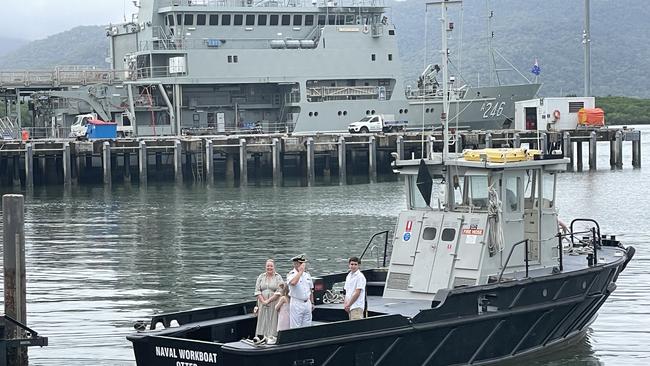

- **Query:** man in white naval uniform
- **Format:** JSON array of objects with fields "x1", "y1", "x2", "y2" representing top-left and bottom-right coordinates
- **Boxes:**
[{"x1": 287, "y1": 254, "x2": 314, "y2": 328}]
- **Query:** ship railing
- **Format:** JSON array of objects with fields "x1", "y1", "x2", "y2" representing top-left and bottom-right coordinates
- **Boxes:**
[
  {"x1": 497, "y1": 239, "x2": 530, "y2": 282},
  {"x1": 139, "y1": 37, "x2": 289, "y2": 51},
  {"x1": 307, "y1": 86, "x2": 381, "y2": 100},
  {"x1": 134, "y1": 66, "x2": 188, "y2": 80},
  {"x1": 160, "y1": 0, "x2": 385, "y2": 8},
  {"x1": 0, "y1": 69, "x2": 127, "y2": 88}
]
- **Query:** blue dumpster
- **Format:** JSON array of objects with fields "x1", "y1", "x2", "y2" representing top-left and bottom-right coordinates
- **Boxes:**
[{"x1": 87, "y1": 119, "x2": 117, "y2": 139}]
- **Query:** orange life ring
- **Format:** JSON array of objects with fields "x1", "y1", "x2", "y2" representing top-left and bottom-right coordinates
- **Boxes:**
[{"x1": 553, "y1": 109, "x2": 561, "y2": 120}]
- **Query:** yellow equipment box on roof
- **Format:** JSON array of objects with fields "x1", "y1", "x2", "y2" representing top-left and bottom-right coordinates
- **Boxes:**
[{"x1": 462, "y1": 148, "x2": 540, "y2": 163}]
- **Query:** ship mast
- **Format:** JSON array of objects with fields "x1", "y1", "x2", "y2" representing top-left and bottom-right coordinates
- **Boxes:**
[{"x1": 428, "y1": 0, "x2": 461, "y2": 162}]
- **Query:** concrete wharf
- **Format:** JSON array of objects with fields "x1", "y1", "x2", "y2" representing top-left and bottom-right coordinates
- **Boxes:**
[{"x1": 0, "y1": 128, "x2": 641, "y2": 188}]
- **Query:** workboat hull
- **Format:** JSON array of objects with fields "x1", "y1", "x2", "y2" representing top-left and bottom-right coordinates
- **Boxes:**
[{"x1": 128, "y1": 246, "x2": 633, "y2": 366}]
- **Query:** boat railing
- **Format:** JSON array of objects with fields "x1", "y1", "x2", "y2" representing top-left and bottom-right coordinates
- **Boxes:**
[
  {"x1": 134, "y1": 66, "x2": 188, "y2": 80},
  {"x1": 359, "y1": 230, "x2": 391, "y2": 268},
  {"x1": 496, "y1": 238, "x2": 529, "y2": 282},
  {"x1": 0, "y1": 69, "x2": 127, "y2": 88},
  {"x1": 160, "y1": 0, "x2": 385, "y2": 8},
  {"x1": 139, "y1": 37, "x2": 317, "y2": 51},
  {"x1": 568, "y1": 219, "x2": 601, "y2": 265}
]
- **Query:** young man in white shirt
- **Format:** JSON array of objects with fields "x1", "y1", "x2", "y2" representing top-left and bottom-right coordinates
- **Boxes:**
[{"x1": 343, "y1": 256, "x2": 366, "y2": 320}]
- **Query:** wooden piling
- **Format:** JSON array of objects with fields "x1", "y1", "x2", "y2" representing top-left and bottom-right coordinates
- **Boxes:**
[
  {"x1": 368, "y1": 136, "x2": 377, "y2": 182},
  {"x1": 540, "y1": 133, "x2": 548, "y2": 154},
  {"x1": 589, "y1": 131, "x2": 597, "y2": 170},
  {"x1": 3, "y1": 194, "x2": 27, "y2": 366},
  {"x1": 239, "y1": 138, "x2": 248, "y2": 186},
  {"x1": 205, "y1": 140, "x2": 214, "y2": 185},
  {"x1": 63, "y1": 142, "x2": 72, "y2": 186},
  {"x1": 174, "y1": 140, "x2": 183, "y2": 183},
  {"x1": 124, "y1": 152, "x2": 131, "y2": 182},
  {"x1": 24, "y1": 143, "x2": 33, "y2": 188},
  {"x1": 632, "y1": 135, "x2": 641, "y2": 168},
  {"x1": 576, "y1": 141, "x2": 583, "y2": 171},
  {"x1": 139, "y1": 141, "x2": 147, "y2": 184},
  {"x1": 563, "y1": 132, "x2": 573, "y2": 171},
  {"x1": 615, "y1": 130, "x2": 623, "y2": 169},
  {"x1": 306, "y1": 137, "x2": 315, "y2": 186},
  {"x1": 272, "y1": 138, "x2": 282, "y2": 186},
  {"x1": 338, "y1": 136, "x2": 346, "y2": 185},
  {"x1": 102, "y1": 141, "x2": 111, "y2": 184}
]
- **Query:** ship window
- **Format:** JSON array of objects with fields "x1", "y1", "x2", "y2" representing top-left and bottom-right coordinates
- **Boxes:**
[
  {"x1": 234, "y1": 14, "x2": 243, "y2": 26},
  {"x1": 542, "y1": 173, "x2": 555, "y2": 208},
  {"x1": 233, "y1": 55, "x2": 238, "y2": 63},
  {"x1": 389, "y1": 29, "x2": 395, "y2": 35},
  {"x1": 209, "y1": 14, "x2": 219, "y2": 25},
  {"x1": 328, "y1": 15, "x2": 336, "y2": 25},
  {"x1": 422, "y1": 227, "x2": 437, "y2": 240},
  {"x1": 282, "y1": 14, "x2": 291, "y2": 26},
  {"x1": 258, "y1": 14, "x2": 267, "y2": 25},
  {"x1": 505, "y1": 176, "x2": 521, "y2": 212},
  {"x1": 371, "y1": 54, "x2": 376, "y2": 61},
  {"x1": 441, "y1": 228, "x2": 456, "y2": 242},
  {"x1": 167, "y1": 15, "x2": 174, "y2": 26},
  {"x1": 336, "y1": 15, "x2": 345, "y2": 25},
  {"x1": 246, "y1": 14, "x2": 255, "y2": 26},
  {"x1": 318, "y1": 15, "x2": 326, "y2": 25},
  {"x1": 197, "y1": 14, "x2": 206, "y2": 26},
  {"x1": 270, "y1": 14, "x2": 279, "y2": 26},
  {"x1": 345, "y1": 15, "x2": 355, "y2": 25},
  {"x1": 177, "y1": 14, "x2": 183, "y2": 26},
  {"x1": 305, "y1": 15, "x2": 314, "y2": 26},
  {"x1": 388, "y1": 54, "x2": 393, "y2": 61},
  {"x1": 184, "y1": 14, "x2": 194, "y2": 26},
  {"x1": 293, "y1": 15, "x2": 302, "y2": 26},
  {"x1": 222, "y1": 14, "x2": 231, "y2": 25},
  {"x1": 228, "y1": 55, "x2": 232, "y2": 63}
]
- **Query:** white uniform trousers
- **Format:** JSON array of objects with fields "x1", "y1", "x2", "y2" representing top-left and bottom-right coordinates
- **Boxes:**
[{"x1": 289, "y1": 298, "x2": 312, "y2": 328}]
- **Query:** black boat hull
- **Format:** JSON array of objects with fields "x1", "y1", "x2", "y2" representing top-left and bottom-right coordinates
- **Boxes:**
[{"x1": 129, "y1": 247, "x2": 633, "y2": 366}]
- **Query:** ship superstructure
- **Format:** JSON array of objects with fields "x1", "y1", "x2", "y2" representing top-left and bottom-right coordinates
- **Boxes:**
[{"x1": 13, "y1": 0, "x2": 541, "y2": 136}]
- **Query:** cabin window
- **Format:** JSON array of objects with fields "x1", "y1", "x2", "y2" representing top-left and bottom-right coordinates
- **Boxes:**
[
  {"x1": 505, "y1": 176, "x2": 521, "y2": 212},
  {"x1": 282, "y1": 14, "x2": 291, "y2": 26},
  {"x1": 222, "y1": 14, "x2": 231, "y2": 25},
  {"x1": 167, "y1": 15, "x2": 175, "y2": 26},
  {"x1": 345, "y1": 15, "x2": 356, "y2": 25},
  {"x1": 328, "y1": 15, "x2": 336, "y2": 25},
  {"x1": 336, "y1": 15, "x2": 345, "y2": 25},
  {"x1": 407, "y1": 176, "x2": 439, "y2": 209},
  {"x1": 177, "y1": 14, "x2": 183, "y2": 26},
  {"x1": 197, "y1": 14, "x2": 206, "y2": 26},
  {"x1": 209, "y1": 14, "x2": 219, "y2": 25},
  {"x1": 305, "y1": 15, "x2": 314, "y2": 26},
  {"x1": 258, "y1": 14, "x2": 267, "y2": 25},
  {"x1": 542, "y1": 173, "x2": 555, "y2": 208},
  {"x1": 270, "y1": 14, "x2": 279, "y2": 26},
  {"x1": 293, "y1": 15, "x2": 302, "y2": 26},
  {"x1": 441, "y1": 228, "x2": 456, "y2": 242},
  {"x1": 318, "y1": 15, "x2": 326, "y2": 25},
  {"x1": 184, "y1": 14, "x2": 194, "y2": 26},
  {"x1": 228, "y1": 55, "x2": 232, "y2": 63},
  {"x1": 234, "y1": 14, "x2": 243, "y2": 26},
  {"x1": 371, "y1": 54, "x2": 376, "y2": 61},
  {"x1": 422, "y1": 228, "x2": 437, "y2": 240},
  {"x1": 246, "y1": 14, "x2": 255, "y2": 26},
  {"x1": 388, "y1": 54, "x2": 393, "y2": 61}
]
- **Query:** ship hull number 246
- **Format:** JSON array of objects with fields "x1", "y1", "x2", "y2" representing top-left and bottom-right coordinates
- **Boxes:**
[{"x1": 480, "y1": 101, "x2": 506, "y2": 119}]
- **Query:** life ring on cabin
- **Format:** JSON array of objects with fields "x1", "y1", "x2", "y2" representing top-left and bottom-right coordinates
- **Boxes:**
[
  {"x1": 553, "y1": 109, "x2": 561, "y2": 121},
  {"x1": 363, "y1": 24, "x2": 369, "y2": 34}
]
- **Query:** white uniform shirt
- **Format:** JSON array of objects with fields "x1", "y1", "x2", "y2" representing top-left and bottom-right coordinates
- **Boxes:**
[
  {"x1": 344, "y1": 270, "x2": 367, "y2": 310},
  {"x1": 287, "y1": 269, "x2": 313, "y2": 302}
]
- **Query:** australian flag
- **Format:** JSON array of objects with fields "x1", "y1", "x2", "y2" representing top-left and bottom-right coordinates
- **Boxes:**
[{"x1": 531, "y1": 59, "x2": 541, "y2": 76}]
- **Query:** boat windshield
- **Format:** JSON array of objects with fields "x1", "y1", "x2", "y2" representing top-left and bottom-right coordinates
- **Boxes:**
[
  {"x1": 407, "y1": 176, "x2": 441, "y2": 209},
  {"x1": 453, "y1": 175, "x2": 489, "y2": 210}
]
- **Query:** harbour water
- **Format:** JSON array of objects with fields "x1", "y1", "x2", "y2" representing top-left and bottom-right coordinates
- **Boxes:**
[{"x1": 0, "y1": 126, "x2": 648, "y2": 365}]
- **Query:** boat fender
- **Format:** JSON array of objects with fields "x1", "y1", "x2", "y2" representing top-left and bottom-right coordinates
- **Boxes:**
[
  {"x1": 553, "y1": 109, "x2": 561, "y2": 121},
  {"x1": 363, "y1": 24, "x2": 369, "y2": 34}
]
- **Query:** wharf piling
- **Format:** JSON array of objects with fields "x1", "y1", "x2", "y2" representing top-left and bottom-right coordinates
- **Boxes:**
[{"x1": 0, "y1": 128, "x2": 641, "y2": 187}]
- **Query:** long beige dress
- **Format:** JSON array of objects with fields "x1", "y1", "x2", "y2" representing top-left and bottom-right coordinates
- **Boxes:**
[{"x1": 254, "y1": 272, "x2": 284, "y2": 337}]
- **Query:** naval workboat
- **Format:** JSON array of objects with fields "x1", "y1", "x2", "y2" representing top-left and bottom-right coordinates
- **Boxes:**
[
  {"x1": 126, "y1": 147, "x2": 634, "y2": 366},
  {"x1": 26, "y1": 0, "x2": 540, "y2": 136}
]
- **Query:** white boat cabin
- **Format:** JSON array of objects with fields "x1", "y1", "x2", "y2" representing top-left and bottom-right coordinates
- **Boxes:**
[{"x1": 384, "y1": 151, "x2": 569, "y2": 300}]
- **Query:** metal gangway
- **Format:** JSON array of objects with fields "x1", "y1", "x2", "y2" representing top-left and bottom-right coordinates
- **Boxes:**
[
  {"x1": 0, "y1": 117, "x2": 19, "y2": 140},
  {"x1": 0, "y1": 67, "x2": 128, "y2": 88}
]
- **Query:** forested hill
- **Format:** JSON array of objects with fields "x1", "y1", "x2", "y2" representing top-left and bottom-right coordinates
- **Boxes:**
[
  {"x1": 0, "y1": 37, "x2": 28, "y2": 58},
  {"x1": 0, "y1": 0, "x2": 648, "y2": 97}
]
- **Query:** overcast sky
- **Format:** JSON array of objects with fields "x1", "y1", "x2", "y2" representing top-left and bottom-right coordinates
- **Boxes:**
[{"x1": 1, "y1": 0, "x2": 138, "y2": 40}]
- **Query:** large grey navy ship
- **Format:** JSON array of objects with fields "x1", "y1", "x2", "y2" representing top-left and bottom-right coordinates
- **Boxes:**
[{"x1": 29, "y1": 0, "x2": 541, "y2": 136}]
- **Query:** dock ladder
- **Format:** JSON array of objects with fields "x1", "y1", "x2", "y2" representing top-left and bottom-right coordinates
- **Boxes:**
[
  {"x1": 192, "y1": 143, "x2": 204, "y2": 182},
  {"x1": 0, "y1": 117, "x2": 19, "y2": 140}
]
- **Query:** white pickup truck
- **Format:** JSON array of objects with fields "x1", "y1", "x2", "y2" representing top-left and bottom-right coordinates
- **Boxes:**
[
  {"x1": 70, "y1": 114, "x2": 134, "y2": 138},
  {"x1": 348, "y1": 114, "x2": 408, "y2": 133}
]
